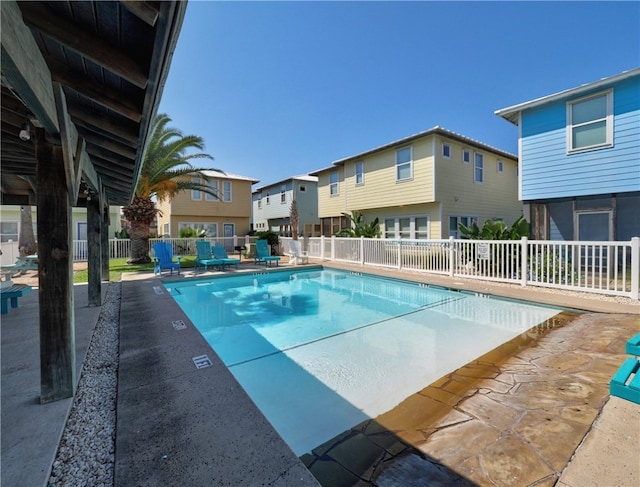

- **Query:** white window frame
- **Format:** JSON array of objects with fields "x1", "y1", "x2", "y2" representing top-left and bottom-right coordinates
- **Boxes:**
[
  {"x1": 280, "y1": 185, "x2": 287, "y2": 204},
  {"x1": 355, "y1": 161, "x2": 364, "y2": 185},
  {"x1": 442, "y1": 143, "x2": 451, "y2": 159},
  {"x1": 497, "y1": 160, "x2": 504, "y2": 173},
  {"x1": 575, "y1": 210, "x2": 613, "y2": 241},
  {"x1": 162, "y1": 223, "x2": 170, "y2": 236},
  {"x1": 474, "y1": 152, "x2": 484, "y2": 184},
  {"x1": 396, "y1": 146, "x2": 412, "y2": 182},
  {"x1": 462, "y1": 149, "x2": 470, "y2": 164},
  {"x1": 566, "y1": 90, "x2": 613, "y2": 154},
  {"x1": 383, "y1": 215, "x2": 430, "y2": 240},
  {"x1": 329, "y1": 171, "x2": 339, "y2": 196},
  {"x1": 266, "y1": 192, "x2": 270, "y2": 205},
  {"x1": 0, "y1": 221, "x2": 19, "y2": 242},
  {"x1": 257, "y1": 198, "x2": 262, "y2": 209},
  {"x1": 222, "y1": 181, "x2": 232, "y2": 202},
  {"x1": 191, "y1": 178, "x2": 202, "y2": 200},
  {"x1": 299, "y1": 184, "x2": 306, "y2": 193},
  {"x1": 206, "y1": 180, "x2": 219, "y2": 201},
  {"x1": 449, "y1": 215, "x2": 479, "y2": 238}
]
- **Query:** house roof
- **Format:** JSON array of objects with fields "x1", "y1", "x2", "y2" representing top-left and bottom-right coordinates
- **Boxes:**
[
  {"x1": 202, "y1": 169, "x2": 259, "y2": 184},
  {"x1": 495, "y1": 67, "x2": 640, "y2": 126},
  {"x1": 253, "y1": 174, "x2": 318, "y2": 192},
  {"x1": 309, "y1": 126, "x2": 517, "y2": 175},
  {"x1": 1, "y1": 1, "x2": 186, "y2": 206}
]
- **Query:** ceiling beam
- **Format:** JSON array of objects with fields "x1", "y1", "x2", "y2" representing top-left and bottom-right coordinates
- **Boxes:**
[
  {"x1": 47, "y1": 57, "x2": 143, "y2": 122},
  {"x1": 20, "y1": 2, "x2": 148, "y2": 89},
  {"x1": 121, "y1": 1, "x2": 160, "y2": 27},
  {"x1": 0, "y1": 0, "x2": 59, "y2": 134},
  {"x1": 69, "y1": 105, "x2": 139, "y2": 146}
]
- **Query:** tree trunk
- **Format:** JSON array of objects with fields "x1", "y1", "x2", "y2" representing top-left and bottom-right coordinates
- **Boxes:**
[
  {"x1": 128, "y1": 220, "x2": 152, "y2": 264},
  {"x1": 19, "y1": 205, "x2": 37, "y2": 256}
]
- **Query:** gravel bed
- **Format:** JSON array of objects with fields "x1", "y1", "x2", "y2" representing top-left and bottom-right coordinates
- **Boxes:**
[{"x1": 48, "y1": 282, "x2": 121, "y2": 487}]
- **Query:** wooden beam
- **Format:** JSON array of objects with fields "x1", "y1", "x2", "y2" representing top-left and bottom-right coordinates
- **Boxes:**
[
  {"x1": 84, "y1": 136, "x2": 137, "y2": 160},
  {"x1": 47, "y1": 58, "x2": 143, "y2": 122},
  {"x1": 101, "y1": 206, "x2": 110, "y2": 280},
  {"x1": 53, "y1": 83, "x2": 81, "y2": 204},
  {"x1": 71, "y1": 109, "x2": 139, "y2": 147},
  {"x1": 20, "y1": 2, "x2": 148, "y2": 89},
  {"x1": 87, "y1": 197, "x2": 102, "y2": 306},
  {"x1": 121, "y1": 1, "x2": 160, "y2": 27},
  {"x1": 35, "y1": 127, "x2": 75, "y2": 403},
  {"x1": 0, "y1": 0, "x2": 59, "y2": 134}
]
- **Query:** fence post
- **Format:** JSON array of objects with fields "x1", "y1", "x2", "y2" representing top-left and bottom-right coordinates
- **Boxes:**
[
  {"x1": 631, "y1": 237, "x2": 639, "y2": 301},
  {"x1": 331, "y1": 236, "x2": 335, "y2": 260},
  {"x1": 520, "y1": 236, "x2": 528, "y2": 287},
  {"x1": 449, "y1": 237, "x2": 455, "y2": 277},
  {"x1": 360, "y1": 236, "x2": 365, "y2": 265},
  {"x1": 320, "y1": 236, "x2": 325, "y2": 260}
]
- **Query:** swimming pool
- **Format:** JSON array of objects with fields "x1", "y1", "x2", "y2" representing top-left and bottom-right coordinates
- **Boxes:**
[{"x1": 165, "y1": 268, "x2": 561, "y2": 455}]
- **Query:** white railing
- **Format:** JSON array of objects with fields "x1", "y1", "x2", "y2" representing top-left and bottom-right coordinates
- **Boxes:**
[
  {"x1": 67, "y1": 235, "x2": 639, "y2": 300},
  {"x1": 281, "y1": 236, "x2": 640, "y2": 301}
]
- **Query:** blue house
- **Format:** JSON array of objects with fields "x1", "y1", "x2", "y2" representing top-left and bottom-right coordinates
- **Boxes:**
[{"x1": 495, "y1": 68, "x2": 640, "y2": 241}]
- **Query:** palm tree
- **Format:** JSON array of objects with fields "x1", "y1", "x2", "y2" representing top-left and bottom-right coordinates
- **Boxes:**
[{"x1": 123, "y1": 113, "x2": 219, "y2": 264}]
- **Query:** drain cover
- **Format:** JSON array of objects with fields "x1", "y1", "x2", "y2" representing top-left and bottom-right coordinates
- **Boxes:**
[
  {"x1": 172, "y1": 320, "x2": 187, "y2": 330},
  {"x1": 192, "y1": 355, "x2": 213, "y2": 369}
]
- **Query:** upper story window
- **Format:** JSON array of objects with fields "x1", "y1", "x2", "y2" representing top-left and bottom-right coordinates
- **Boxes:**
[
  {"x1": 442, "y1": 143, "x2": 451, "y2": 158},
  {"x1": 567, "y1": 90, "x2": 613, "y2": 153},
  {"x1": 462, "y1": 149, "x2": 470, "y2": 164},
  {"x1": 474, "y1": 152, "x2": 484, "y2": 184},
  {"x1": 206, "y1": 180, "x2": 219, "y2": 201},
  {"x1": 329, "y1": 171, "x2": 339, "y2": 196},
  {"x1": 355, "y1": 161, "x2": 364, "y2": 185},
  {"x1": 299, "y1": 184, "x2": 306, "y2": 192},
  {"x1": 266, "y1": 192, "x2": 270, "y2": 205},
  {"x1": 191, "y1": 178, "x2": 201, "y2": 200},
  {"x1": 396, "y1": 146, "x2": 412, "y2": 181},
  {"x1": 258, "y1": 198, "x2": 262, "y2": 209},
  {"x1": 280, "y1": 185, "x2": 286, "y2": 204},
  {"x1": 497, "y1": 160, "x2": 504, "y2": 173},
  {"x1": 222, "y1": 181, "x2": 231, "y2": 202}
]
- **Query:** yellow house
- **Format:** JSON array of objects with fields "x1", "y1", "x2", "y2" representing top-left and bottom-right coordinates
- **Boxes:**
[
  {"x1": 156, "y1": 170, "x2": 258, "y2": 239},
  {"x1": 310, "y1": 126, "x2": 521, "y2": 239}
]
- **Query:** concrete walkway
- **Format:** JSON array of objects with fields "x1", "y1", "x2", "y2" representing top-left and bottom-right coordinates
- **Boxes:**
[{"x1": 1, "y1": 260, "x2": 638, "y2": 486}]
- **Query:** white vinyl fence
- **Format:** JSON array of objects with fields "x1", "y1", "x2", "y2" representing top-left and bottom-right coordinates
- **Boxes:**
[{"x1": 68, "y1": 235, "x2": 639, "y2": 300}]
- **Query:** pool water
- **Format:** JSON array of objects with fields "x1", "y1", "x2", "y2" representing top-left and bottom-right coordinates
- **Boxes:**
[{"x1": 165, "y1": 269, "x2": 560, "y2": 455}]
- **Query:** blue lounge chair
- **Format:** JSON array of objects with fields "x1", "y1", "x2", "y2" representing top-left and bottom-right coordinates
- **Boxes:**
[
  {"x1": 195, "y1": 241, "x2": 223, "y2": 272},
  {"x1": 152, "y1": 242, "x2": 181, "y2": 276},
  {"x1": 212, "y1": 245, "x2": 240, "y2": 270},
  {"x1": 255, "y1": 239, "x2": 281, "y2": 267}
]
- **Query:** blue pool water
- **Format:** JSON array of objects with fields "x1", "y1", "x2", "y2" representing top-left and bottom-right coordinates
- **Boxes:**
[{"x1": 165, "y1": 268, "x2": 560, "y2": 455}]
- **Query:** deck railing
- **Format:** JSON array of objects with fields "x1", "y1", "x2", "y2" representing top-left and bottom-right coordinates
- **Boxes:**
[{"x1": 68, "y1": 235, "x2": 639, "y2": 300}]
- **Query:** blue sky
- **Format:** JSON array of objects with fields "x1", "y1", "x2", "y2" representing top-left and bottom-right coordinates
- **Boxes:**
[{"x1": 159, "y1": 1, "x2": 640, "y2": 186}]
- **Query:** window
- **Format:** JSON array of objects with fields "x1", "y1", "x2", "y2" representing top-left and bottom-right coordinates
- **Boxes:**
[
  {"x1": 576, "y1": 211, "x2": 613, "y2": 241},
  {"x1": 163, "y1": 223, "x2": 169, "y2": 236},
  {"x1": 462, "y1": 149, "x2": 470, "y2": 164},
  {"x1": 567, "y1": 90, "x2": 613, "y2": 152},
  {"x1": 206, "y1": 180, "x2": 219, "y2": 201},
  {"x1": 442, "y1": 143, "x2": 450, "y2": 158},
  {"x1": 191, "y1": 178, "x2": 201, "y2": 200},
  {"x1": 299, "y1": 184, "x2": 306, "y2": 192},
  {"x1": 178, "y1": 222, "x2": 218, "y2": 238},
  {"x1": 280, "y1": 185, "x2": 286, "y2": 204},
  {"x1": 1, "y1": 221, "x2": 18, "y2": 242},
  {"x1": 222, "y1": 181, "x2": 231, "y2": 202},
  {"x1": 384, "y1": 216, "x2": 430, "y2": 239},
  {"x1": 329, "y1": 171, "x2": 339, "y2": 196},
  {"x1": 258, "y1": 199, "x2": 262, "y2": 209},
  {"x1": 266, "y1": 192, "x2": 270, "y2": 205},
  {"x1": 474, "y1": 152, "x2": 484, "y2": 183},
  {"x1": 497, "y1": 160, "x2": 504, "y2": 173},
  {"x1": 396, "y1": 146, "x2": 412, "y2": 181},
  {"x1": 449, "y1": 215, "x2": 478, "y2": 238},
  {"x1": 355, "y1": 161, "x2": 364, "y2": 185}
]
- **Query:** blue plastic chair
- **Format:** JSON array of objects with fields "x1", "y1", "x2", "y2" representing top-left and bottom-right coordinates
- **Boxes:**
[
  {"x1": 195, "y1": 241, "x2": 223, "y2": 272},
  {"x1": 254, "y1": 240, "x2": 281, "y2": 267},
  {"x1": 152, "y1": 242, "x2": 181, "y2": 276},
  {"x1": 212, "y1": 245, "x2": 240, "y2": 270}
]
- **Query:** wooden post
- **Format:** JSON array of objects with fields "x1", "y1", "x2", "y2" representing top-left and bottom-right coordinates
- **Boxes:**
[
  {"x1": 101, "y1": 207, "x2": 110, "y2": 281},
  {"x1": 35, "y1": 128, "x2": 76, "y2": 403},
  {"x1": 87, "y1": 196, "x2": 102, "y2": 306}
]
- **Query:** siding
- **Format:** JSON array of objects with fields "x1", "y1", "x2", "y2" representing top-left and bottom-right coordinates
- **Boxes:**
[
  {"x1": 521, "y1": 76, "x2": 640, "y2": 200},
  {"x1": 434, "y1": 136, "x2": 522, "y2": 235}
]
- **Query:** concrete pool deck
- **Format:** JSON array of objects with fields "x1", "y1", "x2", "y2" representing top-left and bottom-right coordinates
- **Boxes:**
[{"x1": 1, "y1": 259, "x2": 639, "y2": 486}]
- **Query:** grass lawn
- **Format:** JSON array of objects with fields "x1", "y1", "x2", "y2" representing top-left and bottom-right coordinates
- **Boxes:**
[{"x1": 73, "y1": 257, "x2": 197, "y2": 283}]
